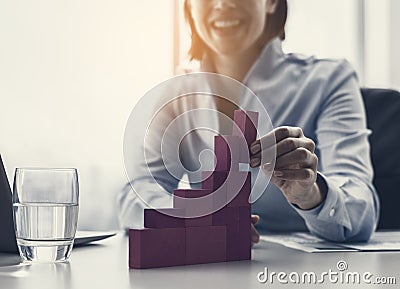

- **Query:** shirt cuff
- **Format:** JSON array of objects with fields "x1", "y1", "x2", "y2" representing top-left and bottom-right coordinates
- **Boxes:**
[{"x1": 292, "y1": 172, "x2": 352, "y2": 230}]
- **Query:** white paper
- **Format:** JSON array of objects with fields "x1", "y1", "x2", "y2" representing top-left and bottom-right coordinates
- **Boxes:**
[
  {"x1": 339, "y1": 231, "x2": 400, "y2": 251},
  {"x1": 260, "y1": 231, "x2": 400, "y2": 253},
  {"x1": 260, "y1": 232, "x2": 356, "y2": 253}
]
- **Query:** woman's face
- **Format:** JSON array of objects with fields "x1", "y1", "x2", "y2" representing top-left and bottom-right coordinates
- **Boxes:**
[{"x1": 188, "y1": 0, "x2": 270, "y2": 57}]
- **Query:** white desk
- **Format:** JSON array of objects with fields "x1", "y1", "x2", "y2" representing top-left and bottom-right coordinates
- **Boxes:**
[{"x1": 0, "y1": 233, "x2": 399, "y2": 289}]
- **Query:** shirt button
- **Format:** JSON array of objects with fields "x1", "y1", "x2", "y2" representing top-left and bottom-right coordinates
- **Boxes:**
[{"x1": 329, "y1": 208, "x2": 335, "y2": 217}]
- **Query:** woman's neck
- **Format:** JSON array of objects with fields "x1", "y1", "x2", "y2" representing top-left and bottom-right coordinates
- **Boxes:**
[
  {"x1": 211, "y1": 47, "x2": 261, "y2": 82},
  {"x1": 209, "y1": 35, "x2": 275, "y2": 82}
]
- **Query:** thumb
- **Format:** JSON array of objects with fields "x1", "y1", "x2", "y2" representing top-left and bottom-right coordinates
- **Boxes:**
[{"x1": 251, "y1": 214, "x2": 260, "y2": 225}]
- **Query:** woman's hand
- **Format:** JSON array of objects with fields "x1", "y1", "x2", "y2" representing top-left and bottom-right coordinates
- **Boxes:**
[
  {"x1": 249, "y1": 126, "x2": 326, "y2": 210},
  {"x1": 251, "y1": 214, "x2": 260, "y2": 247}
]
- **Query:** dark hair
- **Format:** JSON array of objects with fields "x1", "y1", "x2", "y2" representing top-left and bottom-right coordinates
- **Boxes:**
[{"x1": 184, "y1": 0, "x2": 288, "y2": 61}]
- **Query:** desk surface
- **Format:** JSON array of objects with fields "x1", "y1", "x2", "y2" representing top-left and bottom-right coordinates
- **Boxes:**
[{"x1": 0, "y1": 233, "x2": 399, "y2": 289}]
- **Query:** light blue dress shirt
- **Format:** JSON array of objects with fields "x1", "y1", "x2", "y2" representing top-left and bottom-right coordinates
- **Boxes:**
[{"x1": 118, "y1": 37, "x2": 379, "y2": 242}]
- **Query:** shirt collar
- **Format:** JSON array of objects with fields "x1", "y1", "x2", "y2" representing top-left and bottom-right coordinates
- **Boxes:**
[
  {"x1": 200, "y1": 36, "x2": 284, "y2": 83},
  {"x1": 243, "y1": 36, "x2": 284, "y2": 84}
]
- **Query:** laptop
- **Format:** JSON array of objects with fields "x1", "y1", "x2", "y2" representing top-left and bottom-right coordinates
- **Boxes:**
[{"x1": 0, "y1": 155, "x2": 116, "y2": 254}]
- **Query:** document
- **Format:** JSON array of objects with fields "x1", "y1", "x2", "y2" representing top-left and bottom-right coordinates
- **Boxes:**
[
  {"x1": 260, "y1": 231, "x2": 400, "y2": 253},
  {"x1": 340, "y1": 231, "x2": 400, "y2": 251}
]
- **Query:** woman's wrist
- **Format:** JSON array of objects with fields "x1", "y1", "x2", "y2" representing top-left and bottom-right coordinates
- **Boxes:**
[
  {"x1": 296, "y1": 177, "x2": 328, "y2": 210},
  {"x1": 295, "y1": 183, "x2": 321, "y2": 210}
]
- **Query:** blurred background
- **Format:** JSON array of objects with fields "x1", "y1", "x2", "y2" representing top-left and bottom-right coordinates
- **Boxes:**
[{"x1": 0, "y1": 0, "x2": 399, "y2": 230}]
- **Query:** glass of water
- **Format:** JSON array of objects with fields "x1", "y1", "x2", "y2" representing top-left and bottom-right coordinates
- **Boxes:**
[{"x1": 12, "y1": 168, "x2": 79, "y2": 263}]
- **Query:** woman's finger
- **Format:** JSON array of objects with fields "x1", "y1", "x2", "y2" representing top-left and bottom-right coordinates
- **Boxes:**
[
  {"x1": 276, "y1": 137, "x2": 315, "y2": 157},
  {"x1": 250, "y1": 155, "x2": 261, "y2": 167},
  {"x1": 249, "y1": 139, "x2": 315, "y2": 168},
  {"x1": 273, "y1": 168, "x2": 316, "y2": 181},
  {"x1": 274, "y1": 148, "x2": 317, "y2": 170},
  {"x1": 250, "y1": 126, "x2": 303, "y2": 155},
  {"x1": 249, "y1": 146, "x2": 275, "y2": 168},
  {"x1": 251, "y1": 223, "x2": 260, "y2": 245},
  {"x1": 251, "y1": 214, "x2": 260, "y2": 225},
  {"x1": 250, "y1": 140, "x2": 261, "y2": 154},
  {"x1": 250, "y1": 129, "x2": 314, "y2": 169}
]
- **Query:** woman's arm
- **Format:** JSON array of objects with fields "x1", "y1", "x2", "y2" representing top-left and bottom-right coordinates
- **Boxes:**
[
  {"x1": 250, "y1": 60, "x2": 379, "y2": 242},
  {"x1": 297, "y1": 61, "x2": 379, "y2": 242}
]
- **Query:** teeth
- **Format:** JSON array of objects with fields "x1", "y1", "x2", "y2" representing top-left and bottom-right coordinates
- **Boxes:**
[{"x1": 213, "y1": 20, "x2": 240, "y2": 28}]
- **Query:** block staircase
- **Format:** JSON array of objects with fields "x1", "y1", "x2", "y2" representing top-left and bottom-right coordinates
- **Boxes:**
[{"x1": 129, "y1": 110, "x2": 258, "y2": 269}]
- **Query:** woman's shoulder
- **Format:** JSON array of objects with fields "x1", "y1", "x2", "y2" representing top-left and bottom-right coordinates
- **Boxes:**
[
  {"x1": 276, "y1": 52, "x2": 360, "y2": 105},
  {"x1": 283, "y1": 51, "x2": 356, "y2": 79}
]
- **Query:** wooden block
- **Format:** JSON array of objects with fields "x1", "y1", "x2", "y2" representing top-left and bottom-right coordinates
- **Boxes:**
[
  {"x1": 214, "y1": 135, "x2": 240, "y2": 171},
  {"x1": 211, "y1": 207, "x2": 239, "y2": 261},
  {"x1": 211, "y1": 206, "x2": 252, "y2": 261},
  {"x1": 224, "y1": 135, "x2": 250, "y2": 164},
  {"x1": 201, "y1": 171, "x2": 228, "y2": 191},
  {"x1": 129, "y1": 228, "x2": 186, "y2": 269},
  {"x1": 173, "y1": 189, "x2": 213, "y2": 217},
  {"x1": 232, "y1": 110, "x2": 259, "y2": 147},
  {"x1": 211, "y1": 207, "x2": 238, "y2": 226},
  {"x1": 185, "y1": 226, "x2": 227, "y2": 265},
  {"x1": 185, "y1": 215, "x2": 213, "y2": 227},
  {"x1": 235, "y1": 206, "x2": 252, "y2": 261},
  {"x1": 144, "y1": 208, "x2": 185, "y2": 228},
  {"x1": 201, "y1": 171, "x2": 251, "y2": 209},
  {"x1": 227, "y1": 172, "x2": 251, "y2": 207},
  {"x1": 201, "y1": 171, "x2": 228, "y2": 210}
]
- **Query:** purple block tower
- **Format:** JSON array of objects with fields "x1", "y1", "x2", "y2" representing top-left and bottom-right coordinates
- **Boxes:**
[
  {"x1": 232, "y1": 110, "x2": 259, "y2": 147},
  {"x1": 129, "y1": 110, "x2": 259, "y2": 269},
  {"x1": 129, "y1": 228, "x2": 186, "y2": 269},
  {"x1": 214, "y1": 135, "x2": 239, "y2": 171},
  {"x1": 144, "y1": 208, "x2": 185, "y2": 228},
  {"x1": 173, "y1": 189, "x2": 213, "y2": 227}
]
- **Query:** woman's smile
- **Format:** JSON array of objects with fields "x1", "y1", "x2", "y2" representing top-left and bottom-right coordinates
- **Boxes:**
[
  {"x1": 208, "y1": 11, "x2": 247, "y2": 42},
  {"x1": 210, "y1": 18, "x2": 244, "y2": 39}
]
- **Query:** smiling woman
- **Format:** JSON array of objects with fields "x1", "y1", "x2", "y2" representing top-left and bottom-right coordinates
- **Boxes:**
[
  {"x1": 118, "y1": 0, "x2": 379, "y2": 243},
  {"x1": 185, "y1": 0, "x2": 286, "y2": 58},
  {"x1": 183, "y1": 0, "x2": 287, "y2": 81}
]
